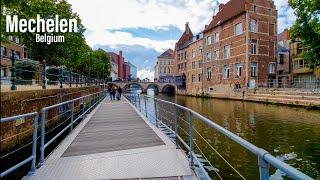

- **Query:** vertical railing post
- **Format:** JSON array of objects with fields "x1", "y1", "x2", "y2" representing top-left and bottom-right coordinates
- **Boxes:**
[
  {"x1": 258, "y1": 156, "x2": 270, "y2": 180},
  {"x1": 59, "y1": 68, "x2": 63, "y2": 88},
  {"x1": 174, "y1": 105, "x2": 178, "y2": 146},
  {"x1": 154, "y1": 98, "x2": 158, "y2": 128},
  {"x1": 29, "y1": 113, "x2": 38, "y2": 175},
  {"x1": 138, "y1": 94, "x2": 141, "y2": 112},
  {"x1": 189, "y1": 111, "x2": 194, "y2": 170},
  {"x1": 39, "y1": 109, "x2": 46, "y2": 166},
  {"x1": 70, "y1": 101, "x2": 75, "y2": 131},
  {"x1": 76, "y1": 74, "x2": 78, "y2": 87},
  {"x1": 81, "y1": 75, "x2": 83, "y2": 87},
  {"x1": 144, "y1": 96, "x2": 148, "y2": 117},
  {"x1": 69, "y1": 70, "x2": 72, "y2": 87},
  {"x1": 10, "y1": 54, "x2": 17, "y2": 90},
  {"x1": 42, "y1": 60, "x2": 46, "y2": 89}
]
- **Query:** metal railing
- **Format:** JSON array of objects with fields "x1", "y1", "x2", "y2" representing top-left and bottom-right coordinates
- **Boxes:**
[
  {"x1": 260, "y1": 79, "x2": 320, "y2": 90},
  {"x1": 0, "y1": 57, "x2": 106, "y2": 90},
  {"x1": 39, "y1": 90, "x2": 107, "y2": 165},
  {"x1": 0, "y1": 112, "x2": 38, "y2": 178},
  {"x1": 124, "y1": 93, "x2": 313, "y2": 180}
]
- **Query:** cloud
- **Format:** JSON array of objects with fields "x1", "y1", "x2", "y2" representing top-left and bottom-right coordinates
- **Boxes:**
[{"x1": 138, "y1": 69, "x2": 155, "y2": 80}]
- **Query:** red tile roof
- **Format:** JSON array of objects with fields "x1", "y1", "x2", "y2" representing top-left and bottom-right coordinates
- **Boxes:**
[
  {"x1": 204, "y1": 0, "x2": 246, "y2": 32},
  {"x1": 176, "y1": 23, "x2": 193, "y2": 50}
]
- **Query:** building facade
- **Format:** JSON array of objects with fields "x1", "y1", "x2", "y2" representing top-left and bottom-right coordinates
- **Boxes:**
[
  {"x1": 123, "y1": 62, "x2": 131, "y2": 81},
  {"x1": 277, "y1": 29, "x2": 291, "y2": 87},
  {"x1": 110, "y1": 57, "x2": 119, "y2": 81},
  {"x1": 155, "y1": 49, "x2": 175, "y2": 83},
  {"x1": 1, "y1": 36, "x2": 28, "y2": 84},
  {"x1": 108, "y1": 51, "x2": 125, "y2": 80},
  {"x1": 291, "y1": 38, "x2": 318, "y2": 88},
  {"x1": 202, "y1": 0, "x2": 277, "y2": 96},
  {"x1": 174, "y1": 23, "x2": 193, "y2": 89}
]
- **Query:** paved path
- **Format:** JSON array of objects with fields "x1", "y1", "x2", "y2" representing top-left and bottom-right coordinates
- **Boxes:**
[{"x1": 28, "y1": 98, "x2": 194, "y2": 180}]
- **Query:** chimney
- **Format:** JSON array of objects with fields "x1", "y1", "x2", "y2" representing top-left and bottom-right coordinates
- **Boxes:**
[
  {"x1": 219, "y1": 3, "x2": 224, "y2": 11},
  {"x1": 185, "y1": 22, "x2": 190, "y2": 34},
  {"x1": 119, "y1": 50, "x2": 123, "y2": 57},
  {"x1": 205, "y1": 25, "x2": 208, "y2": 29}
]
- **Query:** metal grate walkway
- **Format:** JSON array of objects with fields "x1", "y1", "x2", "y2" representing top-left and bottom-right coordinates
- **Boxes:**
[{"x1": 28, "y1": 98, "x2": 194, "y2": 180}]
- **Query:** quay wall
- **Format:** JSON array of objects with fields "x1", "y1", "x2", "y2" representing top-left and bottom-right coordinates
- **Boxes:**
[{"x1": 1, "y1": 86, "x2": 104, "y2": 152}]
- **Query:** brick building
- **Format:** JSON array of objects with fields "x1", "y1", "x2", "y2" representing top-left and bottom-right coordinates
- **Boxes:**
[
  {"x1": 185, "y1": 33, "x2": 204, "y2": 95},
  {"x1": 1, "y1": 36, "x2": 28, "y2": 84},
  {"x1": 123, "y1": 62, "x2": 131, "y2": 81},
  {"x1": 155, "y1": 49, "x2": 175, "y2": 83},
  {"x1": 108, "y1": 51, "x2": 125, "y2": 80},
  {"x1": 174, "y1": 22, "x2": 194, "y2": 89},
  {"x1": 277, "y1": 29, "x2": 291, "y2": 87},
  {"x1": 202, "y1": 0, "x2": 277, "y2": 95}
]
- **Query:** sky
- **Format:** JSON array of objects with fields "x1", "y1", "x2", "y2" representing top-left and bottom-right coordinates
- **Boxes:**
[{"x1": 67, "y1": 0, "x2": 296, "y2": 80}]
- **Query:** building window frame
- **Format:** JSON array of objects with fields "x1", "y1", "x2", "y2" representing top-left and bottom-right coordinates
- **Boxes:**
[
  {"x1": 251, "y1": 40, "x2": 257, "y2": 55},
  {"x1": 214, "y1": 32, "x2": 219, "y2": 43},
  {"x1": 235, "y1": 63, "x2": 242, "y2": 78},
  {"x1": 207, "y1": 67, "x2": 212, "y2": 80},
  {"x1": 235, "y1": 22, "x2": 243, "y2": 36},
  {"x1": 206, "y1": 36, "x2": 211, "y2": 45},
  {"x1": 223, "y1": 65, "x2": 230, "y2": 79},
  {"x1": 251, "y1": 62, "x2": 258, "y2": 77},
  {"x1": 224, "y1": 45, "x2": 231, "y2": 59},
  {"x1": 250, "y1": 19, "x2": 257, "y2": 32},
  {"x1": 269, "y1": 63, "x2": 276, "y2": 74}
]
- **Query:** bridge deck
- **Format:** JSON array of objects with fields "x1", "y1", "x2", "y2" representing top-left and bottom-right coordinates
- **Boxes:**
[{"x1": 29, "y1": 98, "x2": 194, "y2": 180}]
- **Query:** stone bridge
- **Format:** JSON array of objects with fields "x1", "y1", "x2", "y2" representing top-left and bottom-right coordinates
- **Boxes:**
[{"x1": 111, "y1": 82, "x2": 176, "y2": 93}]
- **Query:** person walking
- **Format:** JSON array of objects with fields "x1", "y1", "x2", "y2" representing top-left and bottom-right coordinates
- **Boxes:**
[{"x1": 117, "y1": 87, "x2": 122, "y2": 99}]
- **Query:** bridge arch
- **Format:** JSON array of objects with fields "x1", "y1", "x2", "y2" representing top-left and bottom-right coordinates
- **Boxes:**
[
  {"x1": 123, "y1": 83, "x2": 144, "y2": 92},
  {"x1": 162, "y1": 84, "x2": 176, "y2": 94},
  {"x1": 146, "y1": 84, "x2": 160, "y2": 94}
]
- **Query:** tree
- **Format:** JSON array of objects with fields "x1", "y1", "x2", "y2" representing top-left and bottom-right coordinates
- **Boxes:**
[{"x1": 289, "y1": 0, "x2": 320, "y2": 68}]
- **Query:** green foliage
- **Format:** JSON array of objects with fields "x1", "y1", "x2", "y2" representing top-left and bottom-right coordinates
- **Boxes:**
[
  {"x1": 289, "y1": 0, "x2": 320, "y2": 68},
  {"x1": 1, "y1": 0, "x2": 111, "y2": 80}
]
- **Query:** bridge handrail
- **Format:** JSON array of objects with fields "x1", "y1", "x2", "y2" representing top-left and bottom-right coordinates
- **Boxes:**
[
  {"x1": 39, "y1": 90, "x2": 107, "y2": 166},
  {"x1": 0, "y1": 112, "x2": 38, "y2": 178},
  {"x1": 124, "y1": 93, "x2": 313, "y2": 180}
]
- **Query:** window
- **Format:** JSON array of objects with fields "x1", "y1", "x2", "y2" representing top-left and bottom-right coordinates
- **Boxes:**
[
  {"x1": 279, "y1": 54, "x2": 284, "y2": 64},
  {"x1": 207, "y1": 67, "x2": 212, "y2": 80},
  {"x1": 15, "y1": 37, "x2": 20, "y2": 44},
  {"x1": 214, "y1": 32, "x2": 219, "y2": 43},
  {"x1": 8, "y1": 36, "x2": 13, "y2": 41},
  {"x1": 8, "y1": 49, "x2": 14, "y2": 58},
  {"x1": 251, "y1": 62, "x2": 257, "y2": 77},
  {"x1": 251, "y1": 40, "x2": 257, "y2": 54},
  {"x1": 198, "y1": 60, "x2": 202, "y2": 68},
  {"x1": 168, "y1": 68, "x2": 171, "y2": 73},
  {"x1": 250, "y1": 19, "x2": 257, "y2": 32},
  {"x1": 236, "y1": 63, "x2": 242, "y2": 78},
  {"x1": 269, "y1": 63, "x2": 275, "y2": 74},
  {"x1": 214, "y1": 50, "x2": 220, "y2": 60},
  {"x1": 253, "y1": 5, "x2": 257, "y2": 12},
  {"x1": 294, "y1": 59, "x2": 308, "y2": 69},
  {"x1": 199, "y1": 46, "x2": 203, "y2": 54},
  {"x1": 206, "y1": 52, "x2": 212, "y2": 61},
  {"x1": 192, "y1": 49, "x2": 196, "y2": 58},
  {"x1": 269, "y1": 9, "x2": 272, "y2": 15},
  {"x1": 191, "y1": 75, "x2": 195, "y2": 82},
  {"x1": 206, "y1": 36, "x2": 211, "y2": 45},
  {"x1": 198, "y1": 74, "x2": 201, "y2": 82},
  {"x1": 184, "y1": 52, "x2": 187, "y2": 60},
  {"x1": 224, "y1": 65, "x2": 230, "y2": 79},
  {"x1": 235, "y1": 23, "x2": 243, "y2": 35},
  {"x1": 192, "y1": 62, "x2": 196, "y2": 69},
  {"x1": 224, "y1": 45, "x2": 231, "y2": 59},
  {"x1": 16, "y1": 52, "x2": 20, "y2": 59},
  {"x1": 160, "y1": 67, "x2": 164, "y2": 73}
]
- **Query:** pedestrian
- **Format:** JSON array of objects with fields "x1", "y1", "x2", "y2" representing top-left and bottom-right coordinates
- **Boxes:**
[
  {"x1": 108, "y1": 84, "x2": 112, "y2": 100},
  {"x1": 117, "y1": 87, "x2": 122, "y2": 99},
  {"x1": 111, "y1": 87, "x2": 116, "y2": 100}
]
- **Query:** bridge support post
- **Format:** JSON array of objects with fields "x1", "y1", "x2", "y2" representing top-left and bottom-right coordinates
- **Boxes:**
[
  {"x1": 29, "y1": 114, "x2": 38, "y2": 175},
  {"x1": 70, "y1": 101, "x2": 75, "y2": 131},
  {"x1": 258, "y1": 156, "x2": 270, "y2": 180},
  {"x1": 144, "y1": 96, "x2": 148, "y2": 117},
  {"x1": 154, "y1": 98, "x2": 158, "y2": 128},
  {"x1": 189, "y1": 111, "x2": 194, "y2": 170},
  {"x1": 174, "y1": 105, "x2": 178, "y2": 146},
  {"x1": 39, "y1": 109, "x2": 46, "y2": 166}
]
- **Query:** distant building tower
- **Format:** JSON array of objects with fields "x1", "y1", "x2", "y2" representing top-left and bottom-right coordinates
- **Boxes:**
[{"x1": 108, "y1": 51, "x2": 125, "y2": 80}]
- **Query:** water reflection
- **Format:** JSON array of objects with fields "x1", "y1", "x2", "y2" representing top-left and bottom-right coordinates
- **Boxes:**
[{"x1": 151, "y1": 94, "x2": 320, "y2": 179}]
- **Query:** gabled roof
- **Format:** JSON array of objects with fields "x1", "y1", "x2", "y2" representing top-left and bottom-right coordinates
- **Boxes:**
[
  {"x1": 158, "y1": 49, "x2": 174, "y2": 58},
  {"x1": 204, "y1": 0, "x2": 246, "y2": 32},
  {"x1": 176, "y1": 23, "x2": 194, "y2": 50}
]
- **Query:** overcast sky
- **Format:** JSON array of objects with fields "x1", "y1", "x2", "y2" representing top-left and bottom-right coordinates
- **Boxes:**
[{"x1": 66, "y1": 0, "x2": 296, "y2": 80}]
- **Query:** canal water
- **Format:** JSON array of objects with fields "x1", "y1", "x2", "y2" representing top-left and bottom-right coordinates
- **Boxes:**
[{"x1": 150, "y1": 93, "x2": 320, "y2": 179}]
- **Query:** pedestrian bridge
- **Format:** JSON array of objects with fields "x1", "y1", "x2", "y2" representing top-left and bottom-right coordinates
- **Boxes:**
[
  {"x1": 0, "y1": 91, "x2": 313, "y2": 180},
  {"x1": 112, "y1": 82, "x2": 176, "y2": 93}
]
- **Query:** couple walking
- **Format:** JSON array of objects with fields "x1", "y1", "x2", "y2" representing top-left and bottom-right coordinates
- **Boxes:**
[{"x1": 108, "y1": 85, "x2": 122, "y2": 101}]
